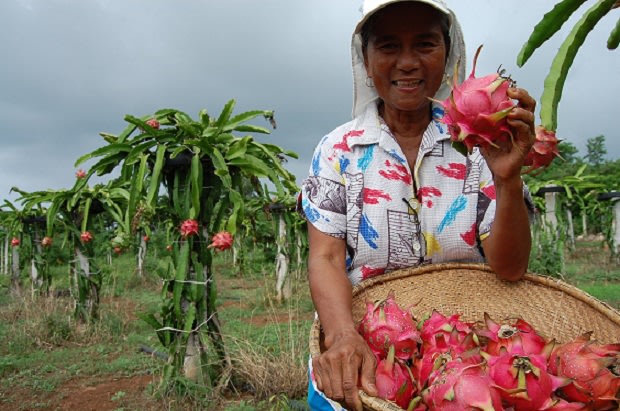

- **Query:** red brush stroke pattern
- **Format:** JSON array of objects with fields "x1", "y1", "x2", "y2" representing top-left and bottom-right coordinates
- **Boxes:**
[
  {"x1": 361, "y1": 265, "x2": 385, "y2": 280},
  {"x1": 363, "y1": 188, "x2": 392, "y2": 204},
  {"x1": 436, "y1": 163, "x2": 466, "y2": 180},
  {"x1": 481, "y1": 184, "x2": 496, "y2": 200},
  {"x1": 379, "y1": 160, "x2": 412, "y2": 184},
  {"x1": 333, "y1": 129, "x2": 364, "y2": 152},
  {"x1": 460, "y1": 223, "x2": 477, "y2": 246},
  {"x1": 418, "y1": 186, "x2": 442, "y2": 208}
]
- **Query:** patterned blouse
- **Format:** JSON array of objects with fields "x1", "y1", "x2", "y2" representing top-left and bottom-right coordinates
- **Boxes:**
[{"x1": 299, "y1": 102, "x2": 531, "y2": 285}]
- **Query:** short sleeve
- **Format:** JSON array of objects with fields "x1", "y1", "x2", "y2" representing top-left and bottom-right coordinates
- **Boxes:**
[{"x1": 298, "y1": 137, "x2": 348, "y2": 239}]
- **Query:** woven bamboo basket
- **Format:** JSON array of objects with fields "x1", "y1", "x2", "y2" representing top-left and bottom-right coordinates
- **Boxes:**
[{"x1": 308, "y1": 263, "x2": 620, "y2": 411}]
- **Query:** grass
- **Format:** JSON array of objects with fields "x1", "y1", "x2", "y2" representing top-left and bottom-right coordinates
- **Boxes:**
[{"x1": 0, "y1": 239, "x2": 618, "y2": 410}]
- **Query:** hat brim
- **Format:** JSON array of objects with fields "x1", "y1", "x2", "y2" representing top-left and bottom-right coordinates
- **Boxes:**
[{"x1": 354, "y1": 0, "x2": 450, "y2": 34}]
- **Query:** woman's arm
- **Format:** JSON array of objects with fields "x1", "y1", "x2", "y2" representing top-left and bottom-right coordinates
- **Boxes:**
[
  {"x1": 307, "y1": 223, "x2": 378, "y2": 411},
  {"x1": 481, "y1": 87, "x2": 535, "y2": 281}
]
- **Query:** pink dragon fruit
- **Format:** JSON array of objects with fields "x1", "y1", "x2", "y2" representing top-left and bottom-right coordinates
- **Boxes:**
[
  {"x1": 484, "y1": 348, "x2": 572, "y2": 410},
  {"x1": 41, "y1": 236, "x2": 53, "y2": 247},
  {"x1": 208, "y1": 231, "x2": 233, "y2": 251},
  {"x1": 180, "y1": 219, "x2": 199, "y2": 238},
  {"x1": 548, "y1": 332, "x2": 620, "y2": 410},
  {"x1": 75, "y1": 169, "x2": 87, "y2": 179},
  {"x1": 437, "y1": 44, "x2": 516, "y2": 153},
  {"x1": 413, "y1": 342, "x2": 481, "y2": 389},
  {"x1": 145, "y1": 118, "x2": 160, "y2": 129},
  {"x1": 422, "y1": 358, "x2": 504, "y2": 411},
  {"x1": 475, "y1": 313, "x2": 551, "y2": 356},
  {"x1": 358, "y1": 291, "x2": 421, "y2": 360},
  {"x1": 523, "y1": 126, "x2": 562, "y2": 173},
  {"x1": 80, "y1": 231, "x2": 93, "y2": 243},
  {"x1": 419, "y1": 310, "x2": 478, "y2": 354},
  {"x1": 10, "y1": 237, "x2": 20, "y2": 247},
  {"x1": 375, "y1": 345, "x2": 417, "y2": 409}
]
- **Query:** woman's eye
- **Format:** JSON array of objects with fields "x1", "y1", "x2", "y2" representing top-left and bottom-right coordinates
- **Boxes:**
[{"x1": 379, "y1": 43, "x2": 398, "y2": 50}]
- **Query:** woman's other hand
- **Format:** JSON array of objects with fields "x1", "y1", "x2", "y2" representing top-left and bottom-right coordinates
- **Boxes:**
[{"x1": 313, "y1": 328, "x2": 378, "y2": 411}]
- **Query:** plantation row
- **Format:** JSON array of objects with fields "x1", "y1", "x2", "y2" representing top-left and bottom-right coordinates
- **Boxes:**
[{"x1": 0, "y1": 101, "x2": 307, "y2": 395}]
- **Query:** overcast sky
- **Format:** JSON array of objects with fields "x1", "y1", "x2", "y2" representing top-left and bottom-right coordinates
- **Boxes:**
[{"x1": 1, "y1": 0, "x2": 618, "y2": 203}]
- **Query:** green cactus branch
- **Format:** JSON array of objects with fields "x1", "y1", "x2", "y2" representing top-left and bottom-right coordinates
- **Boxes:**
[{"x1": 517, "y1": 0, "x2": 619, "y2": 131}]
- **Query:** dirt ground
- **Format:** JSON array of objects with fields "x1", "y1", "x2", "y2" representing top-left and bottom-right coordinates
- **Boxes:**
[{"x1": 0, "y1": 374, "x2": 162, "y2": 411}]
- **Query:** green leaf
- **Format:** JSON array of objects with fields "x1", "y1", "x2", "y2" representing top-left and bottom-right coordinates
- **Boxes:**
[
  {"x1": 137, "y1": 312, "x2": 162, "y2": 330},
  {"x1": 607, "y1": 16, "x2": 620, "y2": 49},
  {"x1": 199, "y1": 108, "x2": 210, "y2": 126},
  {"x1": 190, "y1": 152, "x2": 202, "y2": 219},
  {"x1": 226, "y1": 190, "x2": 243, "y2": 234},
  {"x1": 215, "y1": 99, "x2": 236, "y2": 130},
  {"x1": 231, "y1": 124, "x2": 271, "y2": 134},
  {"x1": 540, "y1": 0, "x2": 617, "y2": 130},
  {"x1": 209, "y1": 147, "x2": 232, "y2": 188},
  {"x1": 183, "y1": 305, "x2": 196, "y2": 333},
  {"x1": 517, "y1": 0, "x2": 588, "y2": 66},
  {"x1": 222, "y1": 110, "x2": 270, "y2": 132},
  {"x1": 227, "y1": 154, "x2": 276, "y2": 177},
  {"x1": 75, "y1": 143, "x2": 130, "y2": 167},
  {"x1": 173, "y1": 241, "x2": 190, "y2": 320},
  {"x1": 224, "y1": 136, "x2": 251, "y2": 160},
  {"x1": 146, "y1": 145, "x2": 166, "y2": 206},
  {"x1": 126, "y1": 140, "x2": 158, "y2": 166},
  {"x1": 117, "y1": 122, "x2": 138, "y2": 143},
  {"x1": 99, "y1": 132, "x2": 118, "y2": 143},
  {"x1": 81, "y1": 197, "x2": 92, "y2": 233},
  {"x1": 261, "y1": 143, "x2": 299, "y2": 159}
]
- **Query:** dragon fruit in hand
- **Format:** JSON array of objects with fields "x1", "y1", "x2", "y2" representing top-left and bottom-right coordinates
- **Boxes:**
[{"x1": 438, "y1": 44, "x2": 516, "y2": 153}]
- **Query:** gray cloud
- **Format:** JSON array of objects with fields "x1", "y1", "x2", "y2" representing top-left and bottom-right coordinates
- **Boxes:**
[{"x1": 1, "y1": 0, "x2": 618, "y2": 202}]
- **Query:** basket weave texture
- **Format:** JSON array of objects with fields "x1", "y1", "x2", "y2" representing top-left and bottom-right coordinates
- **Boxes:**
[{"x1": 308, "y1": 263, "x2": 620, "y2": 411}]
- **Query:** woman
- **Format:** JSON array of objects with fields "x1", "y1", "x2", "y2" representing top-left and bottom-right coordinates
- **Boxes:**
[{"x1": 299, "y1": 0, "x2": 536, "y2": 409}]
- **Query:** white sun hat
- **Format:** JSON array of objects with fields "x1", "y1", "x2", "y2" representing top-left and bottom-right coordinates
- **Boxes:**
[{"x1": 351, "y1": 0, "x2": 466, "y2": 118}]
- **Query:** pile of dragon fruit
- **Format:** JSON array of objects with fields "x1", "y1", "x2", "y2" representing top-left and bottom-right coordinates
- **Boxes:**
[{"x1": 357, "y1": 292, "x2": 620, "y2": 410}]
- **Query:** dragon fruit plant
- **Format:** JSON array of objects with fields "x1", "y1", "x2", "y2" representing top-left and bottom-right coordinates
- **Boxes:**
[{"x1": 356, "y1": 293, "x2": 620, "y2": 410}]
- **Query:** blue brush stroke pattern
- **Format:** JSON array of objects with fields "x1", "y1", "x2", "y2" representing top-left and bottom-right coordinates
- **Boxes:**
[
  {"x1": 360, "y1": 214, "x2": 379, "y2": 249},
  {"x1": 311, "y1": 151, "x2": 321, "y2": 176},
  {"x1": 388, "y1": 149, "x2": 406, "y2": 163},
  {"x1": 339, "y1": 156, "x2": 350, "y2": 174},
  {"x1": 303, "y1": 199, "x2": 321, "y2": 223},
  {"x1": 358, "y1": 145, "x2": 374, "y2": 172},
  {"x1": 438, "y1": 195, "x2": 467, "y2": 233}
]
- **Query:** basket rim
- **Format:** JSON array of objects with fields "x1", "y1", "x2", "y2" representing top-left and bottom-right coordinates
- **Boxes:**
[{"x1": 350, "y1": 262, "x2": 620, "y2": 327}]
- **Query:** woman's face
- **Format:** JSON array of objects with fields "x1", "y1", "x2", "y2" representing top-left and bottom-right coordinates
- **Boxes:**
[{"x1": 363, "y1": 3, "x2": 447, "y2": 116}]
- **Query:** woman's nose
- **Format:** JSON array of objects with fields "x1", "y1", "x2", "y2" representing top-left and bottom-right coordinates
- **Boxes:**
[{"x1": 397, "y1": 48, "x2": 419, "y2": 71}]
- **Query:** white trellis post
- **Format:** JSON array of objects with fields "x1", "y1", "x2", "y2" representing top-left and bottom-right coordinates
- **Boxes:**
[
  {"x1": 275, "y1": 214, "x2": 291, "y2": 303},
  {"x1": 137, "y1": 233, "x2": 147, "y2": 277},
  {"x1": 598, "y1": 191, "x2": 620, "y2": 264},
  {"x1": 613, "y1": 199, "x2": 620, "y2": 260},
  {"x1": 565, "y1": 206, "x2": 575, "y2": 251},
  {"x1": 543, "y1": 187, "x2": 559, "y2": 233}
]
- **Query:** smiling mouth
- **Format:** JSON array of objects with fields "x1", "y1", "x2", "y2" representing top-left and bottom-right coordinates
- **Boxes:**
[{"x1": 393, "y1": 80, "x2": 422, "y2": 87}]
